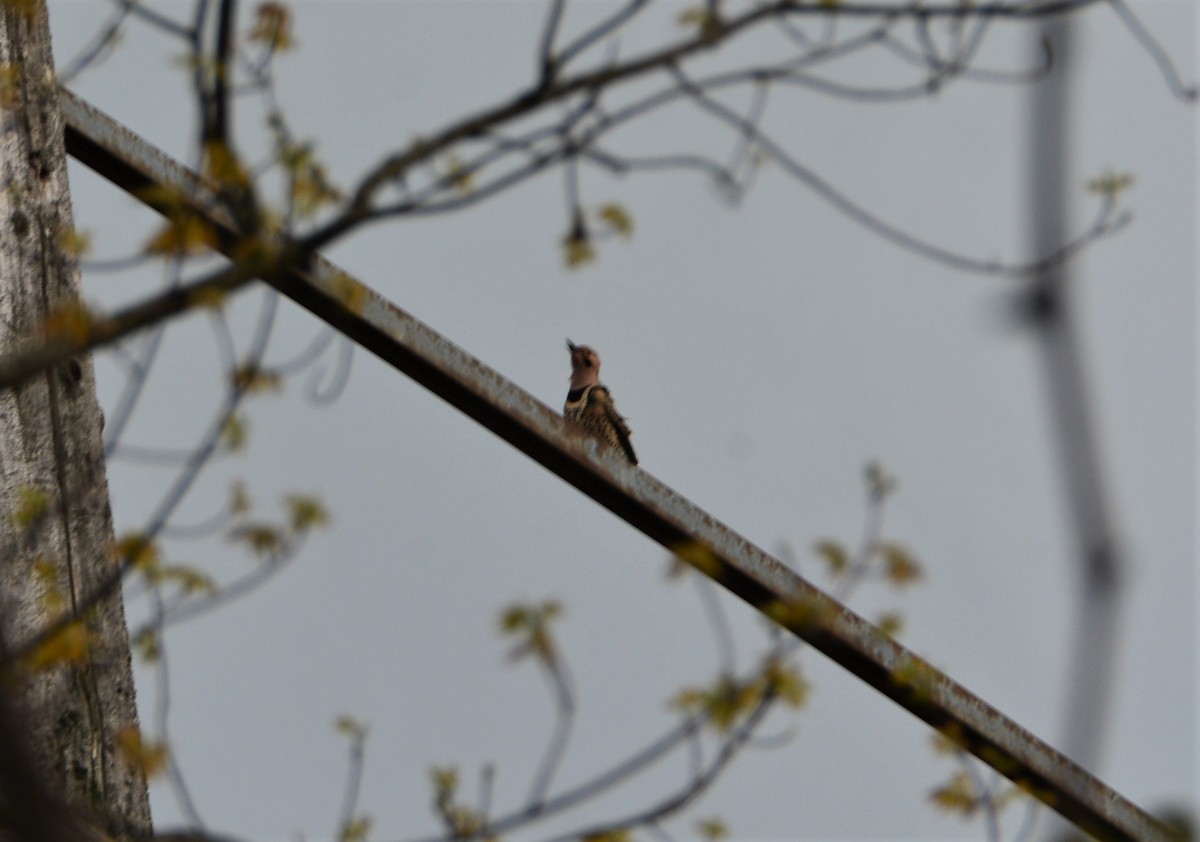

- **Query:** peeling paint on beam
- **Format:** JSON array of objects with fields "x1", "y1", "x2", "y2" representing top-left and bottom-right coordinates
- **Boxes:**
[{"x1": 60, "y1": 87, "x2": 1172, "y2": 842}]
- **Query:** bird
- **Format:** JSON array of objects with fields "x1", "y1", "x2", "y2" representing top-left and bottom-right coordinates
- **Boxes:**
[{"x1": 563, "y1": 339, "x2": 637, "y2": 465}]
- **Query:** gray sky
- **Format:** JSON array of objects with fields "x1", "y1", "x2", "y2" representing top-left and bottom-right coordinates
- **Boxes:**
[{"x1": 47, "y1": 1, "x2": 1195, "y2": 840}]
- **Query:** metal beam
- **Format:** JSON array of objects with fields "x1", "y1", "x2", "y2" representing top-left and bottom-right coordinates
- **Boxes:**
[{"x1": 58, "y1": 88, "x2": 1171, "y2": 842}]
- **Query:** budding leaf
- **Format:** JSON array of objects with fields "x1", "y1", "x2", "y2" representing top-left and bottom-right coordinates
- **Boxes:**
[
  {"x1": 285, "y1": 494, "x2": 330, "y2": 532},
  {"x1": 697, "y1": 818, "x2": 729, "y2": 841},
  {"x1": 598, "y1": 203, "x2": 634, "y2": 237},
  {"x1": 879, "y1": 542, "x2": 922, "y2": 586},
  {"x1": 116, "y1": 727, "x2": 169, "y2": 778},
  {"x1": 12, "y1": 486, "x2": 50, "y2": 529},
  {"x1": 250, "y1": 1, "x2": 296, "y2": 51},
  {"x1": 26, "y1": 621, "x2": 95, "y2": 671},
  {"x1": 929, "y1": 772, "x2": 979, "y2": 816},
  {"x1": 814, "y1": 540, "x2": 848, "y2": 577}
]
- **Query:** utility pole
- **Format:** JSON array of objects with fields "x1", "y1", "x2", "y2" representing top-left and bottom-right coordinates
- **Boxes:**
[
  {"x1": 0, "y1": 2, "x2": 151, "y2": 838},
  {"x1": 1025, "y1": 15, "x2": 1126, "y2": 841}
]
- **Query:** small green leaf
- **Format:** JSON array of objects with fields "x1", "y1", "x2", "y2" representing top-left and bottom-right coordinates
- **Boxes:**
[
  {"x1": 232, "y1": 363, "x2": 283, "y2": 394},
  {"x1": 563, "y1": 231, "x2": 594, "y2": 267},
  {"x1": 892, "y1": 656, "x2": 937, "y2": 702},
  {"x1": 443, "y1": 153, "x2": 474, "y2": 193},
  {"x1": 761, "y1": 657, "x2": 809, "y2": 708},
  {"x1": 876, "y1": 611, "x2": 904, "y2": 637},
  {"x1": 499, "y1": 605, "x2": 529, "y2": 633},
  {"x1": 677, "y1": 7, "x2": 720, "y2": 38},
  {"x1": 813, "y1": 540, "x2": 848, "y2": 577},
  {"x1": 12, "y1": 486, "x2": 50, "y2": 529},
  {"x1": 57, "y1": 225, "x2": 92, "y2": 258},
  {"x1": 222, "y1": 413, "x2": 249, "y2": 452},
  {"x1": 25, "y1": 621, "x2": 95, "y2": 670},
  {"x1": 230, "y1": 481, "x2": 253, "y2": 515},
  {"x1": 285, "y1": 494, "x2": 329, "y2": 531},
  {"x1": 339, "y1": 816, "x2": 372, "y2": 842},
  {"x1": 864, "y1": 460, "x2": 896, "y2": 497},
  {"x1": 697, "y1": 817, "x2": 729, "y2": 841},
  {"x1": 1087, "y1": 171, "x2": 1134, "y2": 198},
  {"x1": 929, "y1": 772, "x2": 979, "y2": 816},
  {"x1": 144, "y1": 211, "x2": 218, "y2": 257},
  {"x1": 598, "y1": 203, "x2": 634, "y2": 237},
  {"x1": 430, "y1": 765, "x2": 459, "y2": 802},
  {"x1": 115, "y1": 532, "x2": 160, "y2": 574},
  {"x1": 335, "y1": 715, "x2": 368, "y2": 741},
  {"x1": 562, "y1": 209, "x2": 594, "y2": 268},
  {"x1": 931, "y1": 723, "x2": 968, "y2": 755},
  {"x1": 229, "y1": 523, "x2": 284, "y2": 557},
  {"x1": 116, "y1": 727, "x2": 169, "y2": 779},
  {"x1": 161, "y1": 565, "x2": 216, "y2": 595},
  {"x1": 583, "y1": 830, "x2": 633, "y2": 842},
  {"x1": 670, "y1": 539, "x2": 723, "y2": 578},
  {"x1": 499, "y1": 600, "x2": 562, "y2": 665},
  {"x1": 878, "y1": 542, "x2": 922, "y2": 586},
  {"x1": 249, "y1": 2, "x2": 296, "y2": 51},
  {"x1": 672, "y1": 673, "x2": 760, "y2": 732},
  {"x1": 133, "y1": 629, "x2": 161, "y2": 663}
]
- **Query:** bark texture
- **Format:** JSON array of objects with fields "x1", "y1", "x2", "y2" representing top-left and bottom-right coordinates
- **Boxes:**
[{"x1": 0, "y1": 2, "x2": 151, "y2": 838}]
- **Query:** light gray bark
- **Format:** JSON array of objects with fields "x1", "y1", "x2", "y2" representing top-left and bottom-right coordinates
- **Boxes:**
[{"x1": 0, "y1": 2, "x2": 151, "y2": 838}]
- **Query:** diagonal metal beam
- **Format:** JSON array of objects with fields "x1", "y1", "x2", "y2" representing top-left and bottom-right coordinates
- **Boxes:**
[{"x1": 58, "y1": 87, "x2": 1171, "y2": 842}]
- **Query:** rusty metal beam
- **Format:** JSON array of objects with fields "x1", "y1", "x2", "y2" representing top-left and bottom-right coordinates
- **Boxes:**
[{"x1": 58, "y1": 88, "x2": 1172, "y2": 842}]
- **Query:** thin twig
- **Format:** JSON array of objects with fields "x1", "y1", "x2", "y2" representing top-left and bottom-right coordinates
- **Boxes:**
[{"x1": 1105, "y1": 0, "x2": 1198, "y2": 100}]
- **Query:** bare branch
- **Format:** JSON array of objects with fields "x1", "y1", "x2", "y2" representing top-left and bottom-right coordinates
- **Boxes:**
[
  {"x1": 334, "y1": 723, "x2": 367, "y2": 842},
  {"x1": 878, "y1": 28, "x2": 1054, "y2": 84},
  {"x1": 110, "y1": 0, "x2": 194, "y2": 39},
  {"x1": 1105, "y1": 0, "x2": 1198, "y2": 100},
  {"x1": 541, "y1": 694, "x2": 777, "y2": 842},
  {"x1": 525, "y1": 657, "x2": 577, "y2": 808},
  {"x1": 692, "y1": 576, "x2": 738, "y2": 676},
  {"x1": 537, "y1": 0, "x2": 568, "y2": 87},
  {"x1": 557, "y1": 0, "x2": 651, "y2": 69},
  {"x1": 666, "y1": 62, "x2": 1132, "y2": 277}
]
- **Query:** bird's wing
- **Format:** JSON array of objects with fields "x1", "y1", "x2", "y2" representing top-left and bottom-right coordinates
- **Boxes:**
[{"x1": 588, "y1": 386, "x2": 638, "y2": 465}]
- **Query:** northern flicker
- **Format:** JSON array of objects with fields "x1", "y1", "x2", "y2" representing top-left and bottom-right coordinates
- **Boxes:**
[{"x1": 564, "y1": 339, "x2": 638, "y2": 465}]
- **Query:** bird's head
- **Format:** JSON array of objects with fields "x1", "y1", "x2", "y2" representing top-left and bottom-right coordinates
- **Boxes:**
[{"x1": 566, "y1": 339, "x2": 602, "y2": 388}]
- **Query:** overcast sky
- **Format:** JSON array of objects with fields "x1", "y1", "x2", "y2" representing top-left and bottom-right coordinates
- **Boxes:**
[{"x1": 45, "y1": 2, "x2": 1195, "y2": 840}]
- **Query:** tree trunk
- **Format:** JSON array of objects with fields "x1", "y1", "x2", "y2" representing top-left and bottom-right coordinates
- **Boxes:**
[{"x1": 0, "y1": 2, "x2": 151, "y2": 838}]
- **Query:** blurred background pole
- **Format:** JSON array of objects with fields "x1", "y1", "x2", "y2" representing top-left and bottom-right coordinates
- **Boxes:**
[{"x1": 1024, "y1": 11, "x2": 1126, "y2": 839}]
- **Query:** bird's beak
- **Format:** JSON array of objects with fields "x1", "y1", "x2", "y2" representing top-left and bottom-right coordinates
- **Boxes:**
[{"x1": 566, "y1": 338, "x2": 577, "y2": 352}]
